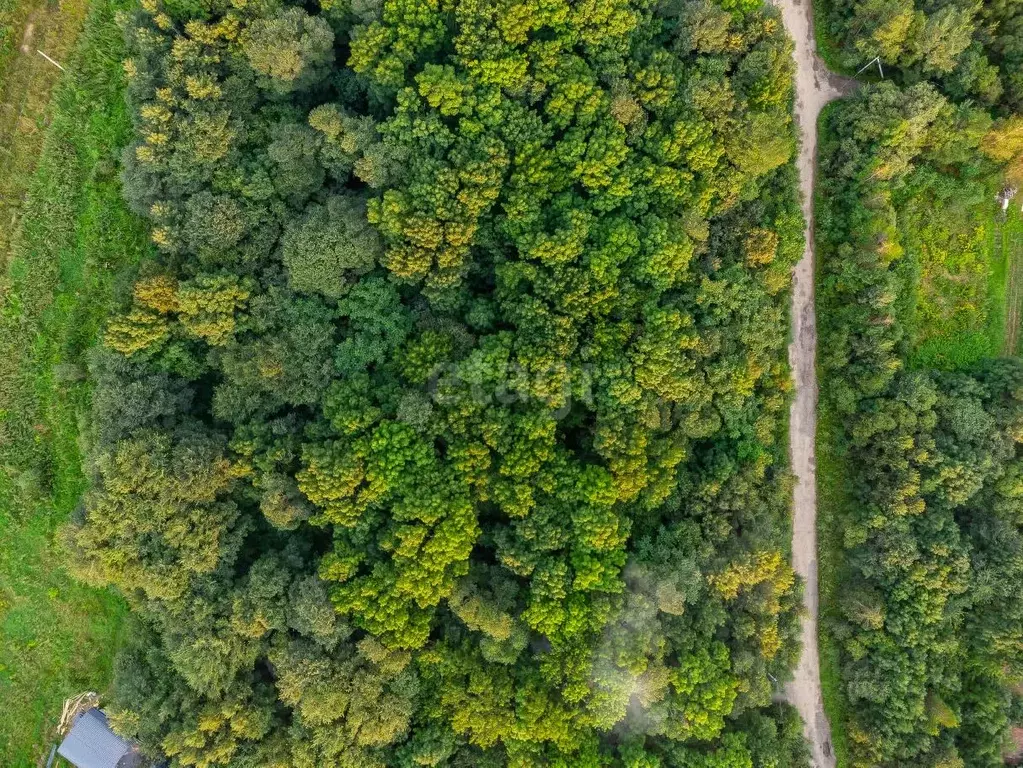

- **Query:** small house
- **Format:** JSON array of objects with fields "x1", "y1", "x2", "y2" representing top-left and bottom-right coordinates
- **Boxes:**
[{"x1": 56, "y1": 709, "x2": 145, "y2": 768}]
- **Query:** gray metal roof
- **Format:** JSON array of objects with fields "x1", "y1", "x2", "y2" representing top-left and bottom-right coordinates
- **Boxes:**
[{"x1": 57, "y1": 709, "x2": 139, "y2": 768}]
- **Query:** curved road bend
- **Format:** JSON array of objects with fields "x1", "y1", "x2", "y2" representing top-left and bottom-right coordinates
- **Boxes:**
[{"x1": 772, "y1": 0, "x2": 853, "y2": 765}]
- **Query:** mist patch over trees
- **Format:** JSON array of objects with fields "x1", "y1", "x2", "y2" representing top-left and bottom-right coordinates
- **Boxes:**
[{"x1": 63, "y1": 0, "x2": 814, "y2": 765}]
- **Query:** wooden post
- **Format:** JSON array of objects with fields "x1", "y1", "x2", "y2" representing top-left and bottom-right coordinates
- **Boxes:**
[{"x1": 37, "y1": 50, "x2": 65, "y2": 71}]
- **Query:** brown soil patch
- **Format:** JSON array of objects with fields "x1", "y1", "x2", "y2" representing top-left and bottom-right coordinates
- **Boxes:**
[
  {"x1": 1006, "y1": 726, "x2": 1023, "y2": 765},
  {"x1": 20, "y1": 21, "x2": 35, "y2": 53}
]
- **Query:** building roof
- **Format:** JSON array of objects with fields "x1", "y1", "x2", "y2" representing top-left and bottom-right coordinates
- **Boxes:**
[{"x1": 57, "y1": 709, "x2": 142, "y2": 768}]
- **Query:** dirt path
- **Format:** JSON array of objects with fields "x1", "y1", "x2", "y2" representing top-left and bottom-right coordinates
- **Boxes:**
[{"x1": 771, "y1": 0, "x2": 853, "y2": 765}]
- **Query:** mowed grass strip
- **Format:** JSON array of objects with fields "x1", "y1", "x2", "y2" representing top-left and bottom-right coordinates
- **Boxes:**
[
  {"x1": 0, "y1": 0, "x2": 148, "y2": 763},
  {"x1": 1001, "y1": 206, "x2": 1023, "y2": 355},
  {"x1": 0, "y1": 0, "x2": 90, "y2": 265}
]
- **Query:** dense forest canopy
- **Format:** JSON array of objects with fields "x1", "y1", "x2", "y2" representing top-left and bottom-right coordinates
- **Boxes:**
[
  {"x1": 817, "y1": 79, "x2": 1023, "y2": 767},
  {"x1": 823, "y1": 0, "x2": 1023, "y2": 112},
  {"x1": 65, "y1": 0, "x2": 814, "y2": 765}
]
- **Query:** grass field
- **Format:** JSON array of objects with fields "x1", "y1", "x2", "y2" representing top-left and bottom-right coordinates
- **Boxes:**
[
  {"x1": 998, "y1": 206, "x2": 1023, "y2": 355},
  {"x1": 908, "y1": 202, "x2": 1023, "y2": 370},
  {"x1": 0, "y1": 0, "x2": 147, "y2": 762},
  {"x1": 0, "y1": 0, "x2": 90, "y2": 267},
  {"x1": 905, "y1": 186, "x2": 1012, "y2": 371}
]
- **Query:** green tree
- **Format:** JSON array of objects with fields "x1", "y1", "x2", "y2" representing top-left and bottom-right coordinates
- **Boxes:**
[
  {"x1": 282, "y1": 195, "x2": 381, "y2": 298},
  {"x1": 241, "y1": 7, "x2": 335, "y2": 94}
]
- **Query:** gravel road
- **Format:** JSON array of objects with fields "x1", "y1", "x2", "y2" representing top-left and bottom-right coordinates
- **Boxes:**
[{"x1": 771, "y1": 0, "x2": 853, "y2": 765}]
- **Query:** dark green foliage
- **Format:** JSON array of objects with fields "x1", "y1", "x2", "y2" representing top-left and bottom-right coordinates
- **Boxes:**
[
  {"x1": 282, "y1": 194, "x2": 380, "y2": 298},
  {"x1": 824, "y1": 0, "x2": 1023, "y2": 112},
  {"x1": 213, "y1": 288, "x2": 338, "y2": 419},
  {"x1": 88, "y1": 348, "x2": 195, "y2": 450},
  {"x1": 65, "y1": 0, "x2": 814, "y2": 764},
  {"x1": 818, "y1": 82, "x2": 1023, "y2": 767}
]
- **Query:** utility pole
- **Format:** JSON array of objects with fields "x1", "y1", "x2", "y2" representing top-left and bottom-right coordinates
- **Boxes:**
[{"x1": 857, "y1": 55, "x2": 884, "y2": 79}]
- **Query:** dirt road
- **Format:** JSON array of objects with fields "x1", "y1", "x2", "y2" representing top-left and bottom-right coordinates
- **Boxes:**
[{"x1": 772, "y1": 0, "x2": 853, "y2": 765}]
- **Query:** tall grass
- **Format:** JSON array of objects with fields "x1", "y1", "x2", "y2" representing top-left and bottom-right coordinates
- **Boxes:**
[
  {"x1": 0, "y1": 0, "x2": 24, "y2": 85},
  {"x1": 908, "y1": 204, "x2": 1018, "y2": 370},
  {"x1": 0, "y1": 0, "x2": 148, "y2": 762},
  {"x1": 812, "y1": 102, "x2": 852, "y2": 768}
]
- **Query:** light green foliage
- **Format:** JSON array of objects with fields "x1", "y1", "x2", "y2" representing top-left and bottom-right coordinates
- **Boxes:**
[
  {"x1": 902, "y1": 172, "x2": 1003, "y2": 370},
  {"x1": 106, "y1": 272, "x2": 251, "y2": 355},
  {"x1": 309, "y1": 103, "x2": 407, "y2": 187},
  {"x1": 177, "y1": 274, "x2": 250, "y2": 345},
  {"x1": 105, "y1": 306, "x2": 172, "y2": 355},
  {"x1": 241, "y1": 6, "x2": 335, "y2": 94},
  {"x1": 982, "y1": 115, "x2": 1023, "y2": 182},
  {"x1": 70, "y1": 429, "x2": 245, "y2": 601}
]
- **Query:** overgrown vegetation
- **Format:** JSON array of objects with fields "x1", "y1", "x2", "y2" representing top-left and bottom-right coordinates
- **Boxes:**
[
  {"x1": 814, "y1": 406, "x2": 853, "y2": 768},
  {"x1": 56, "y1": 0, "x2": 820, "y2": 765},
  {"x1": 0, "y1": 0, "x2": 146, "y2": 761},
  {"x1": 817, "y1": 78, "x2": 1023, "y2": 768},
  {"x1": 901, "y1": 156, "x2": 1009, "y2": 370}
]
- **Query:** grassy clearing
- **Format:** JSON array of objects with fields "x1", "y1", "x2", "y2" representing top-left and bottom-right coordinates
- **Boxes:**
[
  {"x1": 1000, "y1": 206, "x2": 1023, "y2": 355},
  {"x1": 987, "y1": 208, "x2": 1011, "y2": 357},
  {"x1": 0, "y1": 0, "x2": 90, "y2": 266},
  {"x1": 907, "y1": 198, "x2": 1018, "y2": 371},
  {"x1": 0, "y1": 0, "x2": 147, "y2": 762},
  {"x1": 904, "y1": 186, "x2": 1004, "y2": 371}
]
